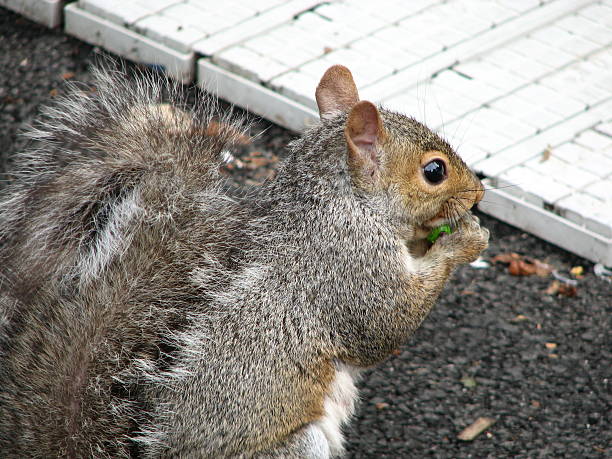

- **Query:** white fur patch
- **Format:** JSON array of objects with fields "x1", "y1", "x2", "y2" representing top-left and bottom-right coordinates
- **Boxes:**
[
  {"x1": 315, "y1": 363, "x2": 360, "y2": 457},
  {"x1": 221, "y1": 150, "x2": 234, "y2": 163},
  {"x1": 301, "y1": 424, "x2": 331, "y2": 459},
  {"x1": 400, "y1": 243, "x2": 422, "y2": 273},
  {"x1": 77, "y1": 189, "x2": 141, "y2": 283}
]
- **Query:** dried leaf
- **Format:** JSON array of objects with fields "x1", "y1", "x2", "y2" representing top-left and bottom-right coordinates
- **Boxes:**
[
  {"x1": 49, "y1": 88, "x2": 58, "y2": 97},
  {"x1": 570, "y1": 266, "x2": 584, "y2": 278},
  {"x1": 545, "y1": 280, "x2": 561, "y2": 295},
  {"x1": 511, "y1": 314, "x2": 529, "y2": 322},
  {"x1": 375, "y1": 402, "x2": 389, "y2": 410},
  {"x1": 558, "y1": 283, "x2": 577, "y2": 297},
  {"x1": 508, "y1": 259, "x2": 535, "y2": 276},
  {"x1": 533, "y1": 259, "x2": 554, "y2": 276},
  {"x1": 491, "y1": 252, "x2": 520, "y2": 263},
  {"x1": 540, "y1": 145, "x2": 552, "y2": 162},
  {"x1": 391, "y1": 349, "x2": 402, "y2": 356},
  {"x1": 546, "y1": 280, "x2": 577, "y2": 297},
  {"x1": 240, "y1": 151, "x2": 278, "y2": 170},
  {"x1": 205, "y1": 120, "x2": 251, "y2": 145},
  {"x1": 62, "y1": 71, "x2": 75, "y2": 80},
  {"x1": 323, "y1": 46, "x2": 333, "y2": 54},
  {"x1": 460, "y1": 376, "x2": 477, "y2": 388},
  {"x1": 531, "y1": 400, "x2": 541, "y2": 408},
  {"x1": 493, "y1": 253, "x2": 553, "y2": 277},
  {"x1": 247, "y1": 155, "x2": 271, "y2": 169},
  {"x1": 457, "y1": 417, "x2": 496, "y2": 441},
  {"x1": 545, "y1": 342, "x2": 557, "y2": 350}
]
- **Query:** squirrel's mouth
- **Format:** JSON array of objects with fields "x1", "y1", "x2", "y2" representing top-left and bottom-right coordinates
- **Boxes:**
[
  {"x1": 423, "y1": 208, "x2": 451, "y2": 229},
  {"x1": 424, "y1": 216, "x2": 448, "y2": 228},
  {"x1": 423, "y1": 197, "x2": 474, "y2": 229}
]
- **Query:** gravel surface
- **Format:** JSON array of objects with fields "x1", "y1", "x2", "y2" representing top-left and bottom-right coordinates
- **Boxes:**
[{"x1": 1, "y1": 8, "x2": 610, "y2": 458}]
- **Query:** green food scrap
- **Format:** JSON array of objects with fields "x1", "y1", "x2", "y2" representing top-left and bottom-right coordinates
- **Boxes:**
[{"x1": 427, "y1": 224, "x2": 453, "y2": 243}]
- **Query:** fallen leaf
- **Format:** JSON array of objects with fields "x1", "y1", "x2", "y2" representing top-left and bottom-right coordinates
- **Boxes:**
[
  {"x1": 457, "y1": 417, "x2": 496, "y2": 441},
  {"x1": 548, "y1": 353, "x2": 558, "y2": 359},
  {"x1": 509, "y1": 259, "x2": 535, "y2": 276},
  {"x1": 323, "y1": 46, "x2": 333, "y2": 54},
  {"x1": 545, "y1": 342, "x2": 557, "y2": 350},
  {"x1": 540, "y1": 145, "x2": 552, "y2": 162},
  {"x1": 545, "y1": 280, "x2": 560, "y2": 295},
  {"x1": 531, "y1": 400, "x2": 541, "y2": 408},
  {"x1": 460, "y1": 376, "x2": 477, "y2": 388},
  {"x1": 546, "y1": 280, "x2": 577, "y2": 297},
  {"x1": 512, "y1": 314, "x2": 529, "y2": 322},
  {"x1": 493, "y1": 253, "x2": 553, "y2": 277},
  {"x1": 205, "y1": 120, "x2": 251, "y2": 145},
  {"x1": 570, "y1": 266, "x2": 584, "y2": 278},
  {"x1": 391, "y1": 349, "x2": 402, "y2": 356},
  {"x1": 533, "y1": 259, "x2": 554, "y2": 276},
  {"x1": 62, "y1": 71, "x2": 75, "y2": 80},
  {"x1": 375, "y1": 402, "x2": 389, "y2": 410},
  {"x1": 49, "y1": 88, "x2": 58, "y2": 97},
  {"x1": 240, "y1": 151, "x2": 279, "y2": 170},
  {"x1": 246, "y1": 155, "x2": 271, "y2": 169},
  {"x1": 491, "y1": 252, "x2": 520, "y2": 263}
]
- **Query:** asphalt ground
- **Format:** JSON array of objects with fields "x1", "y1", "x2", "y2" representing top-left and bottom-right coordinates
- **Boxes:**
[{"x1": 1, "y1": 8, "x2": 610, "y2": 458}]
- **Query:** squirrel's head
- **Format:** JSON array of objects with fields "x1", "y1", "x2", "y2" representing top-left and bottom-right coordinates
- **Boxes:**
[{"x1": 315, "y1": 65, "x2": 484, "y2": 236}]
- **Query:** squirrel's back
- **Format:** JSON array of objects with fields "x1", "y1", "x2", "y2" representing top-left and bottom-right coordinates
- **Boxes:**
[
  {"x1": 0, "y1": 65, "x2": 250, "y2": 293},
  {"x1": 0, "y1": 66, "x2": 255, "y2": 457}
]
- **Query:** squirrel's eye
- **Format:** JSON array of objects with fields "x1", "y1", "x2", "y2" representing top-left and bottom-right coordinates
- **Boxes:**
[{"x1": 422, "y1": 159, "x2": 446, "y2": 184}]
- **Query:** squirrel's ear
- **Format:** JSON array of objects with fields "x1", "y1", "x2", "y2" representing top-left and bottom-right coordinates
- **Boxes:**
[
  {"x1": 315, "y1": 65, "x2": 360, "y2": 119},
  {"x1": 345, "y1": 101, "x2": 385, "y2": 187}
]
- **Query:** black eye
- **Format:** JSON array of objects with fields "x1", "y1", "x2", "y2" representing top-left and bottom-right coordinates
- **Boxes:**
[{"x1": 423, "y1": 159, "x2": 446, "y2": 184}]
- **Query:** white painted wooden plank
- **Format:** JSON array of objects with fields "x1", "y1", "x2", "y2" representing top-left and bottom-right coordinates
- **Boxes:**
[
  {"x1": 192, "y1": 0, "x2": 323, "y2": 56},
  {"x1": 479, "y1": 184, "x2": 612, "y2": 266},
  {"x1": 364, "y1": 0, "x2": 596, "y2": 101},
  {"x1": 473, "y1": 98, "x2": 612, "y2": 175},
  {"x1": 134, "y1": 14, "x2": 207, "y2": 54},
  {"x1": 0, "y1": 0, "x2": 63, "y2": 28},
  {"x1": 197, "y1": 59, "x2": 318, "y2": 132},
  {"x1": 64, "y1": 3, "x2": 195, "y2": 83}
]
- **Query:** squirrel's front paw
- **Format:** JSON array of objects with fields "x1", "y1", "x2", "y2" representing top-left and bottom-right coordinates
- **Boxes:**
[{"x1": 433, "y1": 215, "x2": 489, "y2": 265}]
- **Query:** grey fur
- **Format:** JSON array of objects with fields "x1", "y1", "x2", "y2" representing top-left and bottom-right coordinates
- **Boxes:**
[{"x1": 0, "y1": 65, "x2": 488, "y2": 458}]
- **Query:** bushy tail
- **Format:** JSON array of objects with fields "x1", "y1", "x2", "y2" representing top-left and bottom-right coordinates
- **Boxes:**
[{"x1": 0, "y1": 63, "x2": 247, "y2": 300}]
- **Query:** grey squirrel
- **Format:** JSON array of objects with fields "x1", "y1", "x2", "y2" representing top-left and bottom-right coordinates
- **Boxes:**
[{"x1": 0, "y1": 64, "x2": 488, "y2": 457}]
